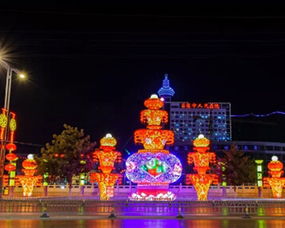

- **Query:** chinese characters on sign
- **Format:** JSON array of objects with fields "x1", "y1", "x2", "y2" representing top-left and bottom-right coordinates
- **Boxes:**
[{"x1": 180, "y1": 102, "x2": 220, "y2": 109}]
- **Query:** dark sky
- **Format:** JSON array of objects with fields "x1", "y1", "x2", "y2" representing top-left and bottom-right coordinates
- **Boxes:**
[{"x1": 1, "y1": 2, "x2": 285, "y2": 149}]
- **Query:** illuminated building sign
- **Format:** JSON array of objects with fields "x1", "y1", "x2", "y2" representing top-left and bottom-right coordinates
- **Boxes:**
[{"x1": 181, "y1": 102, "x2": 220, "y2": 109}]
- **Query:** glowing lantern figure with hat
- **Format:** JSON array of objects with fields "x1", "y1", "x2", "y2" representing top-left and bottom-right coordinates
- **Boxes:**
[
  {"x1": 89, "y1": 134, "x2": 121, "y2": 200},
  {"x1": 263, "y1": 156, "x2": 285, "y2": 198},
  {"x1": 186, "y1": 134, "x2": 218, "y2": 200},
  {"x1": 18, "y1": 154, "x2": 41, "y2": 197}
]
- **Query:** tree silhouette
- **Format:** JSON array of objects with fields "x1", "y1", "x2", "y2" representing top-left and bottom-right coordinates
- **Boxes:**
[
  {"x1": 36, "y1": 124, "x2": 96, "y2": 189},
  {"x1": 222, "y1": 144, "x2": 256, "y2": 185}
]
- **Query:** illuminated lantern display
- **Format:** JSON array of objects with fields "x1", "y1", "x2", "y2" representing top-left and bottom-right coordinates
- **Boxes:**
[
  {"x1": 186, "y1": 134, "x2": 218, "y2": 201},
  {"x1": 18, "y1": 154, "x2": 41, "y2": 197},
  {"x1": 4, "y1": 163, "x2": 16, "y2": 172},
  {"x1": 0, "y1": 108, "x2": 8, "y2": 141},
  {"x1": 5, "y1": 153, "x2": 18, "y2": 162},
  {"x1": 126, "y1": 94, "x2": 182, "y2": 201},
  {"x1": 89, "y1": 133, "x2": 121, "y2": 200},
  {"x1": 263, "y1": 156, "x2": 285, "y2": 198},
  {"x1": 4, "y1": 112, "x2": 18, "y2": 188}
]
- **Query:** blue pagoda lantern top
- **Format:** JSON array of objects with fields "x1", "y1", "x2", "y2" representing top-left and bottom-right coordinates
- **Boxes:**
[{"x1": 157, "y1": 74, "x2": 175, "y2": 97}]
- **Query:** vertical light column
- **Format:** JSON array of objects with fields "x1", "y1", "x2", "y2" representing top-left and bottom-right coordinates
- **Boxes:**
[
  {"x1": 43, "y1": 173, "x2": 49, "y2": 186},
  {"x1": 80, "y1": 173, "x2": 86, "y2": 186},
  {"x1": 255, "y1": 160, "x2": 264, "y2": 187},
  {"x1": 220, "y1": 162, "x2": 227, "y2": 187},
  {"x1": 6, "y1": 112, "x2": 17, "y2": 189}
]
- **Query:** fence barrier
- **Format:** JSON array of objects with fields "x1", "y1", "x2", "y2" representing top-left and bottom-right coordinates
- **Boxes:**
[{"x1": 1, "y1": 199, "x2": 285, "y2": 217}]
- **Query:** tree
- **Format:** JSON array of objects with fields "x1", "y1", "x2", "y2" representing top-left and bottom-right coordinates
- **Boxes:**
[
  {"x1": 221, "y1": 144, "x2": 256, "y2": 186},
  {"x1": 36, "y1": 124, "x2": 96, "y2": 189}
]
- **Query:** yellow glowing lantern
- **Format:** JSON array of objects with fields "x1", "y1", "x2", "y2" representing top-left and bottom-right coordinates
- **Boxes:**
[
  {"x1": 100, "y1": 133, "x2": 117, "y2": 147},
  {"x1": 144, "y1": 94, "x2": 164, "y2": 110},
  {"x1": 22, "y1": 154, "x2": 38, "y2": 170},
  {"x1": 193, "y1": 134, "x2": 210, "y2": 147}
]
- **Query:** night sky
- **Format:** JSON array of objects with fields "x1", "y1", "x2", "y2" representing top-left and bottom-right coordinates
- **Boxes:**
[{"x1": 1, "y1": 2, "x2": 285, "y2": 151}]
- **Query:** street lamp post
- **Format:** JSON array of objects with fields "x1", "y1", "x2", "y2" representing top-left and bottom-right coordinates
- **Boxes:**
[{"x1": 0, "y1": 60, "x2": 26, "y2": 196}]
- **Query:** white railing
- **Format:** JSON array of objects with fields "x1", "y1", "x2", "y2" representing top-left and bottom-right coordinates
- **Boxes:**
[{"x1": 11, "y1": 184, "x2": 264, "y2": 194}]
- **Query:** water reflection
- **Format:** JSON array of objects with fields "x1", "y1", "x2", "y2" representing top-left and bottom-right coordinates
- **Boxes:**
[{"x1": 1, "y1": 219, "x2": 285, "y2": 228}]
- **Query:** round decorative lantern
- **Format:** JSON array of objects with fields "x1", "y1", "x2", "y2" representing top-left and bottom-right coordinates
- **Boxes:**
[
  {"x1": 9, "y1": 118, "x2": 17, "y2": 131},
  {"x1": 144, "y1": 94, "x2": 164, "y2": 110},
  {"x1": 22, "y1": 154, "x2": 38, "y2": 170},
  {"x1": 6, "y1": 153, "x2": 18, "y2": 161},
  {"x1": 268, "y1": 160, "x2": 283, "y2": 172},
  {"x1": 100, "y1": 133, "x2": 117, "y2": 147},
  {"x1": 6, "y1": 143, "x2": 17, "y2": 151},
  {"x1": 5, "y1": 163, "x2": 16, "y2": 172},
  {"x1": 0, "y1": 112, "x2": 8, "y2": 128},
  {"x1": 193, "y1": 134, "x2": 210, "y2": 147},
  {"x1": 126, "y1": 152, "x2": 182, "y2": 184}
]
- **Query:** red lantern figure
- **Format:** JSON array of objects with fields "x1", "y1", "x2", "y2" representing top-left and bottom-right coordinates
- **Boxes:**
[
  {"x1": 22, "y1": 158, "x2": 38, "y2": 170},
  {"x1": 6, "y1": 143, "x2": 17, "y2": 151},
  {"x1": 263, "y1": 156, "x2": 285, "y2": 198},
  {"x1": 4, "y1": 163, "x2": 16, "y2": 172},
  {"x1": 5, "y1": 153, "x2": 18, "y2": 162},
  {"x1": 93, "y1": 134, "x2": 121, "y2": 174},
  {"x1": 186, "y1": 134, "x2": 218, "y2": 200},
  {"x1": 134, "y1": 95, "x2": 174, "y2": 153},
  {"x1": 18, "y1": 154, "x2": 41, "y2": 197},
  {"x1": 90, "y1": 133, "x2": 121, "y2": 200}
]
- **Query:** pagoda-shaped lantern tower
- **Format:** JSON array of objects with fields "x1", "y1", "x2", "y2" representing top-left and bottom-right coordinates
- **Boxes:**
[
  {"x1": 126, "y1": 94, "x2": 182, "y2": 201},
  {"x1": 263, "y1": 156, "x2": 285, "y2": 198},
  {"x1": 186, "y1": 134, "x2": 218, "y2": 200},
  {"x1": 89, "y1": 133, "x2": 121, "y2": 200}
]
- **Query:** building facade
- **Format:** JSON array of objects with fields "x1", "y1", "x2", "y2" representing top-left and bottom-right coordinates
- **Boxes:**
[
  {"x1": 170, "y1": 101, "x2": 232, "y2": 144},
  {"x1": 157, "y1": 74, "x2": 232, "y2": 144}
]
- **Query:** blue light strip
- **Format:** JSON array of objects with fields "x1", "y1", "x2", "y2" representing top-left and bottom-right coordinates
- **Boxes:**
[{"x1": 231, "y1": 111, "x2": 285, "y2": 118}]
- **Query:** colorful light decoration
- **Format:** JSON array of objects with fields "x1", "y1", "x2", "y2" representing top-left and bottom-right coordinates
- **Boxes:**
[
  {"x1": 4, "y1": 112, "x2": 18, "y2": 188},
  {"x1": 0, "y1": 108, "x2": 8, "y2": 141},
  {"x1": 255, "y1": 160, "x2": 264, "y2": 187},
  {"x1": 126, "y1": 94, "x2": 182, "y2": 201},
  {"x1": 89, "y1": 133, "x2": 121, "y2": 200},
  {"x1": 186, "y1": 134, "x2": 218, "y2": 201},
  {"x1": 18, "y1": 154, "x2": 41, "y2": 197},
  {"x1": 263, "y1": 156, "x2": 285, "y2": 198}
]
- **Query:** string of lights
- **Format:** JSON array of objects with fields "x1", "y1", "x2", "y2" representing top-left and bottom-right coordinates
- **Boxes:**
[{"x1": 231, "y1": 111, "x2": 285, "y2": 118}]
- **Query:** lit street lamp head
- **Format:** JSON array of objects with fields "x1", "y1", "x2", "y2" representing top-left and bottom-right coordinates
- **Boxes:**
[{"x1": 18, "y1": 73, "x2": 26, "y2": 79}]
